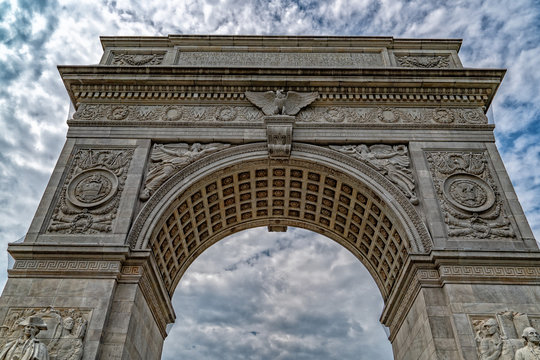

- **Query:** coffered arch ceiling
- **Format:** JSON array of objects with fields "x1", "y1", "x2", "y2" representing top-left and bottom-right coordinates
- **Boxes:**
[{"x1": 129, "y1": 143, "x2": 432, "y2": 301}]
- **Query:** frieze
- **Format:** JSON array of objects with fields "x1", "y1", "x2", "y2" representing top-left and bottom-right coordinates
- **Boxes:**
[
  {"x1": 140, "y1": 143, "x2": 231, "y2": 201},
  {"x1": 72, "y1": 104, "x2": 264, "y2": 123},
  {"x1": 329, "y1": 144, "x2": 419, "y2": 204},
  {"x1": 426, "y1": 151, "x2": 515, "y2": 239},
  {"x1": 71, "y1": 104, "x2": 488, "y2": 126},
  {"x1": 47, "y1": 148, "x2": 134, "y2": 234},
  {"x1": 297, "y1": 106, "x2": 487, "y2": 125},
  {"x1": 0, "y1": 306, "x2": 90, "y2": 360},
  {"x1": 175, "y1": 51, "x2": 384, "y2": 68},
  {"x1": 110, "y1": 53, "x2": 165, "y2": 66},
  {"x1": 395, "y1": 55, "x2": 451, "y2": 68}
]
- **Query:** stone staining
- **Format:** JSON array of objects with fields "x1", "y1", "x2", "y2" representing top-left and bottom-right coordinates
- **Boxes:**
[
  {"x1": 140, "y1": 143, "x2": 231, "y2": 201},
  {"x1": 330, "y1": 144, "x2": 419, "y2": 205},
  {"x1": 0, "y1": 307, "x2": 89, "y2": 360},
  {"x1": 472, "y1": 311, "x2": 536, "y2": 360},
  {"x1": 426, "y1": 151, "x2": 515, "y2": 239},
  {"x1": 396, "y1": 55, "x2": 451, "y2": 68},
  {"x1": 110, "y1": 53, "x2": 165, "y2": 65},
  {"x1": 48, "y1": 148, "x2": 133, "y2": 234}
]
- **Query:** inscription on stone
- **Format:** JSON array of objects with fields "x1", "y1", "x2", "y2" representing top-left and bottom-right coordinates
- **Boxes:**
[{"x1": 176, "y1": 51, "x2": 384, "y2": 68}]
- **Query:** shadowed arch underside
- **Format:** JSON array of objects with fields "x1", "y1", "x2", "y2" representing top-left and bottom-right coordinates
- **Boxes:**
[{"x1": 143, "y1": 158, "x2": 418, "y2": 300}]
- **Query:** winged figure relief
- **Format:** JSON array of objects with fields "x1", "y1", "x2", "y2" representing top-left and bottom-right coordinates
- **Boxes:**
[{"x1": 245, "y1": 90, "x2": 319, "y2": 116}]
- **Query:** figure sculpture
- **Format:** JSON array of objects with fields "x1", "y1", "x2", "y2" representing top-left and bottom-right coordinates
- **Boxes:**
[
  {"x1": 49, "y1": 317, "x2": 84, "y2": 360},
  {"x1": 140, "y1": 143, "x2": 230, "y2": 200},
  {"x1": 245, "y1": 90, "x2": 318, "y2": 116},
  {"x1": 0, "y1": 316, "x2": 49, "y2": 360},
  {"x1": 330, "y1": 144, "x2": 418, "y2": 204},
  {"x1": 515, "y1": 327, "x2": 540, "y2": 360}
]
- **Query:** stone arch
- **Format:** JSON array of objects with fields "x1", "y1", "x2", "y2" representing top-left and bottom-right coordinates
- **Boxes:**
[{"x1": 128, "y1": 143, "x2": 432, "y2": 301}]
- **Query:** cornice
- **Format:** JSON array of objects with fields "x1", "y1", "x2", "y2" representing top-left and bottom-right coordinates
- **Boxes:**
[
  {"x1": 100, "y1": 35, "x2": 462, "y2": 51},
  {"x1": 57, "y1": 67, "x2": 504, "y2": 110}
]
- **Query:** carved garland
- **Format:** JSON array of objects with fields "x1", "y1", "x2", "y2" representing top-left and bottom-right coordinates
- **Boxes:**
[
  {"x1": 47, "y1": 148, "x2": 134, "y2": 234},
  {"x1": 426, "y1": 151, "x2": 515, "y2": 239},
  {"x1": 71, "y1": 103, "x2": 487, "y2": 126}
]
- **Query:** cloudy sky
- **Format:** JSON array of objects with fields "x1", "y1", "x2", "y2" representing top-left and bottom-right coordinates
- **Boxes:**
[{"x1": 0, "y1": 0, "x2": 539, "y2": 359}]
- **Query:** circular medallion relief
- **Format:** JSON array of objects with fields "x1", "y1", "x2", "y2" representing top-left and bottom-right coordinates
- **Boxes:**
[
  {"x1": 443, "y1": 174, "x2": 495, "y2": 212},
  {"x1": 67, "y1": 169, "x2": 118, "y2": 208}
]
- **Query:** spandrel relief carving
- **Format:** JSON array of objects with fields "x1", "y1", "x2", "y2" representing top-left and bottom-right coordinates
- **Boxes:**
[
  {"x1": 0, "y1": 307, "x2": 89, "y2": 360},
  {"x1": 330, "y1": 144, "x2": 418, "y2": 204},
  {"x1": 426, "y1": 151, "x2": 515, "y2": 239},
  {"x1": 472, "y1": 311, "x2": 540, "y2": 360},
  {"x1": 140, "y1": 143, "x2": 231, "y2": 201},
  {"x1": 47, "y1": 148, "x2": 133, "y2": 234}
]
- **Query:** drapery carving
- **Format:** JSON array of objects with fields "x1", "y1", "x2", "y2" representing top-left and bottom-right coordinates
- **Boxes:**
[
  {"x1": 330, "y1": 144, "x2": 418, "y2": 204},
  {"x1": 140, "y1": 143, "x2": 231, "y2": 201},
  {"x1": 0, "y1": 307, "x2": 89, "y2": 360},
  {"x1": 472, "y1": 311, "x2": 540, "y2": 360}
]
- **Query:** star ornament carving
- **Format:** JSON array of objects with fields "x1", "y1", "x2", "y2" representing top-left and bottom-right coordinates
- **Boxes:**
[{"x1": 245, "y1": 90, "x2": 319, "y2": 116}]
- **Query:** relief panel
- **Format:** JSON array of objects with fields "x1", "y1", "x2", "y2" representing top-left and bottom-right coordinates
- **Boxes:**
[
  {"x1": 0, "y1": 307, "x2": 90, "y2": 360},
  {"x1": 426, "y1": 151, "x2": 515, "y2": 239},
  {"x1": 47, "y1": 148, "x2": 134, "y2": 234},
  {"x1": 471, "y1": 311, "x2": 540, "y2": 360}
]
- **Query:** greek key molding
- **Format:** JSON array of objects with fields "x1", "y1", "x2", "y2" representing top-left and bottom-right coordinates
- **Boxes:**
[
  {"x1": 12, "y1": 260, "x2": 121, "y2": 272},
  {"x1": 440, "y1": 265, "x2": 540, "y2": 278}
]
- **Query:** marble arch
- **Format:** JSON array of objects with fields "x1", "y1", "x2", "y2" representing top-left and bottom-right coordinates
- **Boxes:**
[
  {"x1": 2, "y1": 35, "x2": 540, "y2": 360},
  {"x1": 129, "y1": 143, "x2": 432, "y2": 299}
]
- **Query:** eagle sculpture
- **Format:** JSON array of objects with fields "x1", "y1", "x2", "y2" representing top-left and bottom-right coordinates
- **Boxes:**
[{"x1": 245, "y1": 90, "x2": 319, "y2": 116}]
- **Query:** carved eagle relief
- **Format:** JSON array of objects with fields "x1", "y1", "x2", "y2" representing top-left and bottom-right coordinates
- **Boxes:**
[{"x1": 245, "y1": 90, "x2": 319, "y2": 116}]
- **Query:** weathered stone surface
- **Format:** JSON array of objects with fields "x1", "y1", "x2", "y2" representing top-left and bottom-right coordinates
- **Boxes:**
[{"x1": 1, "y1": 35, "x2": 537, "y2": 360}]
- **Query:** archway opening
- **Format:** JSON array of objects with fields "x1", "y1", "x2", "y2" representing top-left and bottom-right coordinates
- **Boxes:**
[{"x1": 161, "y1": 227, "x2": 393, "y2": 360}]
